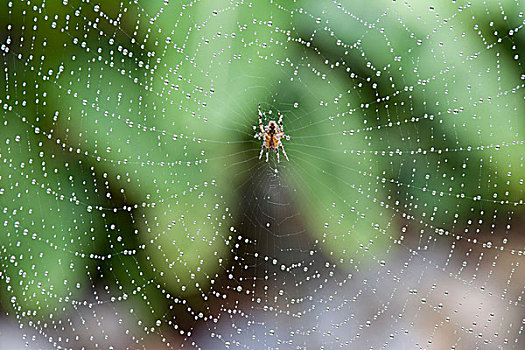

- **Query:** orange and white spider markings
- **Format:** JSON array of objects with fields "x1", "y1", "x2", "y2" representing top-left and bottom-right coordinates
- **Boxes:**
[{"x1": 254, "y1": 104, "x2": 290, "y2": 163}]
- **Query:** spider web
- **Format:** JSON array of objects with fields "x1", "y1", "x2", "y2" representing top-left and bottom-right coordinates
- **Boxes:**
[{"x1": 1, "y1": 0, "x2": 524, "y2": 349}]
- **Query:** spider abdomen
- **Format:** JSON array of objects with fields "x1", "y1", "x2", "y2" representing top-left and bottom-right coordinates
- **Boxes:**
[{"x1": 265, "y1": 134, "x2": 279, "y2": 150}]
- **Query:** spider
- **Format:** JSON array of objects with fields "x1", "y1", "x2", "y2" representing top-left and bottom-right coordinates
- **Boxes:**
[{"x1": 254, "y1": 104, "x2": 290, "y2": 162}]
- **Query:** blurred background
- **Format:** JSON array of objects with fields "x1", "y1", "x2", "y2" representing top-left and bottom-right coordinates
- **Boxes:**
[{"x1": 1, "y1": 0, "x2": 524, "y2": 348}]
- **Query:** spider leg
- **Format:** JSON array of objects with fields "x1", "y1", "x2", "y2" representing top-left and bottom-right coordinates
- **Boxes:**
[
  {"x1": 266, "y1": 149, "x2": 269, "y2": 162},
  {"x1": 276, "y1": 148, "x2": 280, "y2": 163},
  {"x1": 280, "y1": 132, "x2": 291, "y2": 141},
  {"x1": 254, "y1": 132, "x2": 263, "y2": 139},
  {"x1": 258, "y1": 104, "x2": 265, "y2": 133},
  {"x1": 278, "y1": 111, "x2": 284, "y2": 132},
  {"x1": 259, "y1": 145, "x2": 265, "y2": 159},
  {"x1": 280, "y1": 144, "x2": 289, "y2": 161}
]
